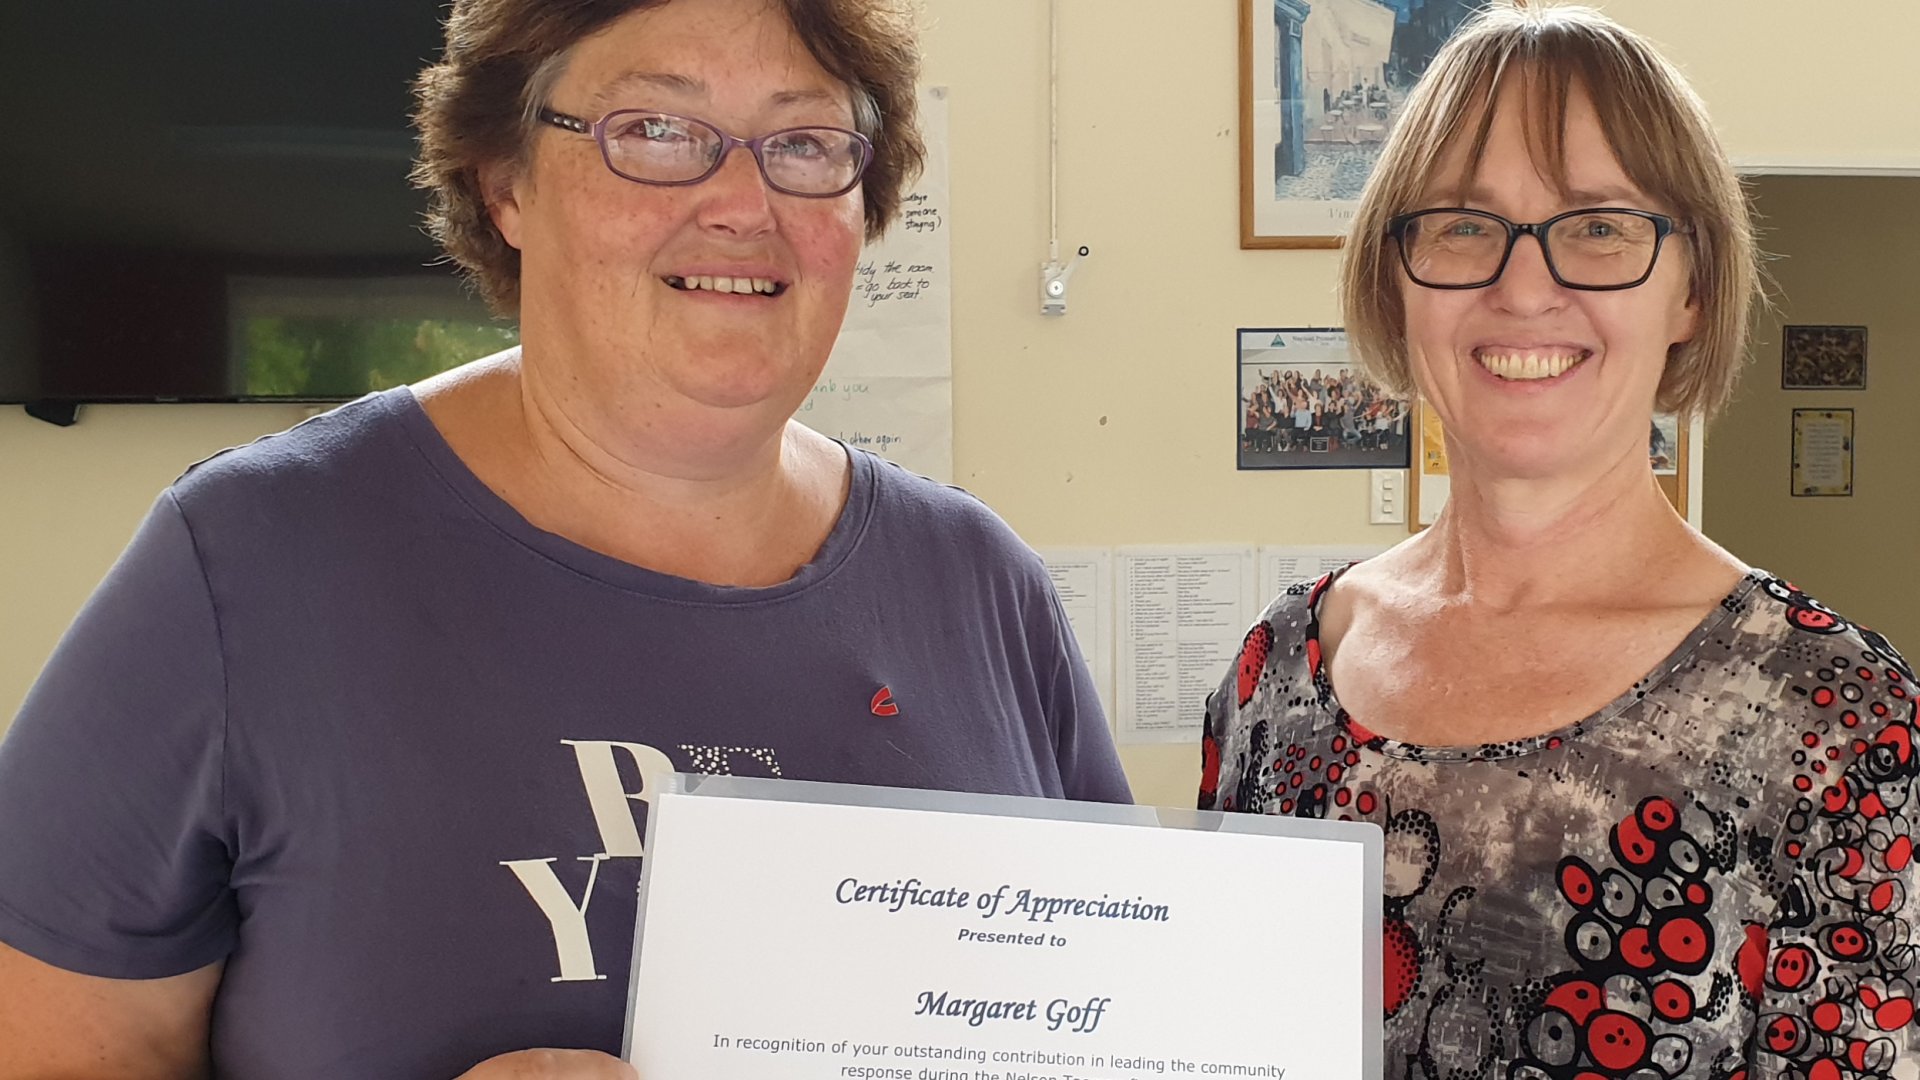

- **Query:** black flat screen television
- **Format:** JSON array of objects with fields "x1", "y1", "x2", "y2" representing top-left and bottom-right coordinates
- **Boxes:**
[{"x1": 0, "y1": 2, "x2": 517, "y2": 409}]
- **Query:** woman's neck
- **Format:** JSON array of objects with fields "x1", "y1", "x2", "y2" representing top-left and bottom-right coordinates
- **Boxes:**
[
  {"x1": 1412, "y1": 445, "x2": 1726, "y2": 612},
  {"x1": 417, "y1": 349, "x2": 848, "y2": 587}
]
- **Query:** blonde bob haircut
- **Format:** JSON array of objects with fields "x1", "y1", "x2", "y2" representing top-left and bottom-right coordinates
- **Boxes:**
[{"x1": 1340, "y1": 5, "x2": 1759, "y2": 421}]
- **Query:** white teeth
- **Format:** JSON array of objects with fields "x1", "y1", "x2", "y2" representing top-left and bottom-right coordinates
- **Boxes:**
[
  {"x1": 668, "y1": 275, "x2": 782, "y2": 296},
  {"x1": 1475, "y1": 351, "x2": 1584, "y2": 381}
]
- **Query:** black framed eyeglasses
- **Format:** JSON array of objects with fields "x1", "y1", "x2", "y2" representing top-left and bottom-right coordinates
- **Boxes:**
[
  {"x1": 538, "y1": 107, "x2": 873, "y2": 198},
  {"x1": 1386, "y1": 207, "x2": 1692, "y2": 291}
]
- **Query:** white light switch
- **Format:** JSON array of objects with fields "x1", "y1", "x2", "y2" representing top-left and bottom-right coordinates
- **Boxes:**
[{"x1": 1369, "y1": 469, "x2": 1406, "y2": 525}]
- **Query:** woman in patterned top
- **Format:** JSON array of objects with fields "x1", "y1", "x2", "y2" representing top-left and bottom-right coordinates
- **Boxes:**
[{"x1": 1202, "y1": 7, "x2": 1916, "y2": 1080}]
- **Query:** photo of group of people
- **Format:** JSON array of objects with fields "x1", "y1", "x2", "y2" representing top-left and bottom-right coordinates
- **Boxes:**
[{"x1": 1237, "y1": 328, "x2": 1410, "y2": 470}]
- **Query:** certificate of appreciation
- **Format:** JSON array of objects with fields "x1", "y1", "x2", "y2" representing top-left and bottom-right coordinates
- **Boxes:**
[{"x1": 625, "y1": 777, "x2": 1382, "y2": 1080}]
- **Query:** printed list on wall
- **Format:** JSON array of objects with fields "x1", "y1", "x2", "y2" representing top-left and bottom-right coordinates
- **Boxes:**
[
  {"x1": 1042, "y1": 546, "x2": 1387, "y2": 744},
  {"x1": 797, "y1": 86, "x2": 953, "y2": 482}
]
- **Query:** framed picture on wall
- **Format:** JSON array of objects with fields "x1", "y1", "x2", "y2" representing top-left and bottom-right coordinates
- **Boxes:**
[
  {"x1": 1408, "y1": 404, "x2": 1689, "y2": 528},
  {"x1": 1236, "y1": 328, "x2": 1410, "y2": 470},
  {"x1": 1791, "y1": 408, "x2": 1855, "y2": 496},
  {"x1": 1239, "y1": 0, "x2": 1478, "y2": 248},
  {"x1": 1781, "y1": 325, "x2": 1867, "y2": 389}
]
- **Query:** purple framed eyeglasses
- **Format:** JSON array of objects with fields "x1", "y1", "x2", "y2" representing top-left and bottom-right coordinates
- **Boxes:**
[{"x1": 537, "y1": 107, "x2": 873, "y2": 198}]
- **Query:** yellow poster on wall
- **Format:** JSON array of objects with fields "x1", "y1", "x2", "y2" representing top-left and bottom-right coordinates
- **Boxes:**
[{"x1": 1419, "y1": 406, "x2": 1449, "y2": 478}]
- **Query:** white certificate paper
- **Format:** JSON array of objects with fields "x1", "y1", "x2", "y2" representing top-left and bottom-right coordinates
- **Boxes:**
[{"x1": 626, "y1": 777, "x2": 1383, "y2": 1080}]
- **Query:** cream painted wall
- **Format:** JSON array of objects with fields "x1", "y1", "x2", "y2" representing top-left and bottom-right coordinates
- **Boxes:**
[
  {"x1": 1584, "y1": 0, "x2": 1920, "y2": 172},
  {"x1": 1703, "y1": 175, "x2": 1920, "y2": 652},
  {"x1": 4, "y1": 2, "x2": 1919, "y2": 809}
]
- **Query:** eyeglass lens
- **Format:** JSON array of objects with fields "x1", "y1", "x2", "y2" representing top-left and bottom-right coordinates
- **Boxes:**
[
  {"x1": 1400, "y1": 210, "x2": 1663, "y2": 288},
  {"x1": 600, "y1": 111, "x2": 866, "y2": 196}
]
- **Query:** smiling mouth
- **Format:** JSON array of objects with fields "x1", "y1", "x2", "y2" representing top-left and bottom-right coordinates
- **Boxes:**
[
  {"x1": 664, "y1": 275, "x2": 788, "y2": 297},
  {"x1": 1474, "y1": 348, "x2": 1592, "y2": 381}
]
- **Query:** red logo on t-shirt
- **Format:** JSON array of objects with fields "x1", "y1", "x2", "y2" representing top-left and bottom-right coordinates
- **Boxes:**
[{"x1": 870, "y1": 686, "x2": 900, "y2": 717}]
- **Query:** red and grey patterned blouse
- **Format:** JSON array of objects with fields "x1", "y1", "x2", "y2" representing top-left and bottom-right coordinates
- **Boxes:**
[{"x1": 1201, "y1": 568, "x2": 1918, "y2": 1080}]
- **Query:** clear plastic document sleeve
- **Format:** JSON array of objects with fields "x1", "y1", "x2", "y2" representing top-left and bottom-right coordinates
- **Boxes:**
[{"x1": 625, "y1": 776, "x2": 1383, "y2": 1080}]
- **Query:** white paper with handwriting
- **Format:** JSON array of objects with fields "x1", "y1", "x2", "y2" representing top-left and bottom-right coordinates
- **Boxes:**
[{"x1": 799, "y1": 86, "x2": 952, "y2": 481}]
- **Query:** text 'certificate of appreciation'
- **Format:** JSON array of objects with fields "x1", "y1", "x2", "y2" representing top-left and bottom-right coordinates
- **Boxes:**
[{"x1": 625, "y1": 777, "x2": 1383, "y2": 1080}]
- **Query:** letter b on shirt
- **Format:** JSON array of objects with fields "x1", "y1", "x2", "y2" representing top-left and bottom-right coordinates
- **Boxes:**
[{"x1": 562, "y1": 739, "x2": 675, "y2": 857}]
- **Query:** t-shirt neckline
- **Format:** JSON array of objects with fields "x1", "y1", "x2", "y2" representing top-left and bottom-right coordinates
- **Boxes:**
[{"x1": 379, "y1": 385, "x2": 877, "y2": 606}]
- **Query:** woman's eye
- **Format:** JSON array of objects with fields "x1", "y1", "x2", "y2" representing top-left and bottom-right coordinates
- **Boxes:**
[
  {"x1": 769, "y1": 133, "x2": 830, "y2": 159},
  {"x1": 616, "y1": 118, "x2": 694, "y2": 143}
]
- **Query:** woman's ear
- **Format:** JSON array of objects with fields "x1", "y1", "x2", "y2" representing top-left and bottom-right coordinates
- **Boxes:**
[
  {"x1": 1673, "y1": 284, "x2": 1702, "y2": 347},
  {"x1": 480, "y1": 160, "x2": 526, "y2": 251}
]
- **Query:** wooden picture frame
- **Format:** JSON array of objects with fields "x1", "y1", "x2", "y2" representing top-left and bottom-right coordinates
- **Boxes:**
[
  {"x1": 1404, "y1": 398, "x2": 1450, "y2": 530},
  {"x1": 1238, "y1": 0, "x2": 1478, "y2": 249}
]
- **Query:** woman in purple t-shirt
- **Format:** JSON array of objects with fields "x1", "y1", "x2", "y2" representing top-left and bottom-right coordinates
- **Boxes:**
[{"x1": 0, "y1": 2, "x2": 1128, "y2": 1078}]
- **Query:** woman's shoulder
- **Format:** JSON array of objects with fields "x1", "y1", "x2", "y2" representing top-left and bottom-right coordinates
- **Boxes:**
[
  {"x1": 1655, "y1": 572, "x2": 1918, "y2": 772},
  {"x1": 165, "y1": 388, "x2": 434, "y2": 539},
  {"x1": 1737, "y1": 571, "x2": 1915, "y2": 691},
  {"x1": 848, "y1": 449, "x2": 1056, "y2": 586},
  {"x1": 170, "y1": 389, "x2": 418, "y2": 500},
  {"x1": 1254, "y1": 567, "x2": 1338, "y2": 633},
  {"x1": 858, "y1": 450, "x2": 1027, "y2": 544}
]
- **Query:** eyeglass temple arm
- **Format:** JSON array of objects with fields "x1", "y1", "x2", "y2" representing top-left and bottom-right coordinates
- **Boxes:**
[{"x1": 536, "y1": 108, "x2": 591, "y2": 134}]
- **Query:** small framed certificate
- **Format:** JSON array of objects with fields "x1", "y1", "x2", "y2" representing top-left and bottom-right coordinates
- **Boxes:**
[
  {"x1": 1791, "y1": 408, "x2": 1855, "y2": 497},
  {"x1": 625, "y1": 777, "x2": 1383, "y2": 1080}
]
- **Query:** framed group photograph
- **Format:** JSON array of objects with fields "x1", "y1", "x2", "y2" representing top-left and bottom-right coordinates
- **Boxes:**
[
  {"x1": 1781, "y1": 325, "x2": 1867, "y2": 389},
  {"x1": 1237, "y1": 328, "x2": 1409, "y2": 471},
  {"x1": 1239, "y1": 0, "x2": 1478, "y2": 248}
]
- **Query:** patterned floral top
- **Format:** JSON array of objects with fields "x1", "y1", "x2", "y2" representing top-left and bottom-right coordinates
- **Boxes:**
[{"x1": 1200, "y1": 568, "x2": 1919, "y2": 1080}]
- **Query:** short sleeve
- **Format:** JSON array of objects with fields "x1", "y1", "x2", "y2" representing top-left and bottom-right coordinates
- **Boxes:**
[
  {"x1": 1748, "y1": 643, "x2": 1920, "y2": 1077},
  {"x1": 0, "y1": 490, "x2": 236, "y2": 978},
  {"x1": 1038, "y1": 582, "x2": 1131, "y2": 804}
]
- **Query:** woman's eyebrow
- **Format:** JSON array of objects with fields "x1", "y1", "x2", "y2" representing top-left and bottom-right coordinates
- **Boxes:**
[
  {"x1": 588, "y1": 70, "x2": 706, "y2": 112},
  {"x1": 771, "y1": 88, "x2": 840, "y2": 108},
  {"x1": 586, "y1": 71, "x2": 842, "y2": 115}
]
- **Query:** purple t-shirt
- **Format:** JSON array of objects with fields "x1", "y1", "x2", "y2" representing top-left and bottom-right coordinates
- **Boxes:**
[{"x1": 0, "y1": 388, "x2": 1129, "y2": 1078}]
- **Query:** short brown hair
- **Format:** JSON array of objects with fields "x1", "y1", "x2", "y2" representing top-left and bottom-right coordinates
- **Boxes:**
[
  {"x1": 412, "y1": 0, "x2": 926, "y2": 314},
  {"x1": 1340, "y1": 5, "x2": 1758, "y2": 420}
]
